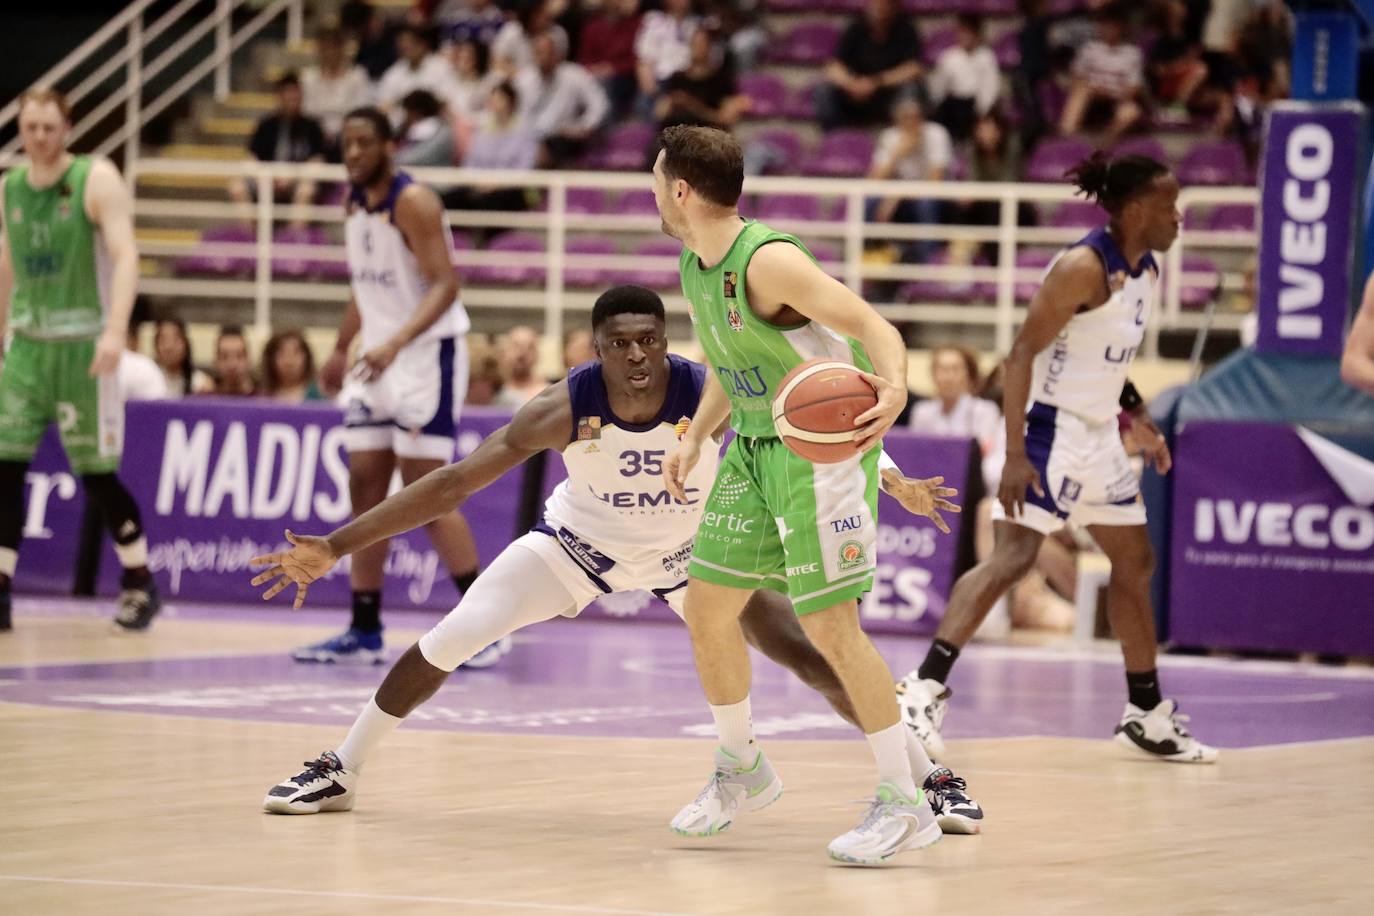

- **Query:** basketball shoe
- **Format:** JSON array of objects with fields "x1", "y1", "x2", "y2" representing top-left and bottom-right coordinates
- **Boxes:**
[
  {"x1": 263, "y1": 751, "x2": 357, "y2": 814},
  {"x1": 924, "y1": 767, "x2": 984, "y2": 834},
  {"x1": 292, "y1": 628, "x2": 385, "y2": 664},
  {"x1": 827, "y1": 783, "x2": 942, "y2": 865},
  {"x1": 462, "y1": 635, "x2": 514, "y2": 669},
  {"x1": 1114, "y1": 699, "x2": 1219, "y2": 763},
  {"x1": 895, "y1": 673, "x2": 950, "y2": 758},
  {"x1": 113, "y1": 580, "x2": 161, "y2": 632},
  {"x1": 670, "y1": 746, "x2": 783, "y2": 837}
]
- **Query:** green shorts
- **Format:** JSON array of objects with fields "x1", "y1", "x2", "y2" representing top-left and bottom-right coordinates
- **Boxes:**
[
  {"x1": 688, "y1": 435, "x2": 879, "y2": 615},
  {"x1": 0, "y1": 335, "x2": 124, "y2": 474}
]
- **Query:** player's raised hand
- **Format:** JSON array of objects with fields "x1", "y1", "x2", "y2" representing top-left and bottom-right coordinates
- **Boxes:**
[
  {"x1": 665, "y1": 437, "x2": 702, "y2": 503},
  {"x1": 880, "y1": 468, "x2": 960, "y2": 534},
  {"x1": 249, "y1": 530, "x2": 338, "y2": 609},
  {"x1": 999, "y1": 451, "x2": 1044, "y2": 519},
  {"x1": 88, "y1": 329, "x2": 124, "y2": 377},
  {"x1": 1131, "y1": 414, "x2": 1172, "y2": 475},
  {"x1": 853, "y1": 371, "x2": 907, "y2": 452}
]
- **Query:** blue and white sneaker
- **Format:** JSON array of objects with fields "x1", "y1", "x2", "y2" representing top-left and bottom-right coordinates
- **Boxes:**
[
  {"x1": 263, "y1": 751, "x2": 357, "y2": 814},
  {"x1": 292, "y1": 628, "x2": 385, "y2": 664},
  {"x1": 462, "y1": 635, "x2": 513, "y2": 669},
  {"x1": 924, "y1": 767, "x2": 984, "y2": 834}
]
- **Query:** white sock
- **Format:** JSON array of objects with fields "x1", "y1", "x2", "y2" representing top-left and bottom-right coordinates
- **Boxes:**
[
  {"x1": 904, "y1": 726, "x2": 939, "y2": 784},
  {"x1": 710, "y1": 696, "x2": 755, "y2": 760},
  {"x1": 867, "y1": 722, "x2": 919, "y2": 799},
  {"x1": 334, "y1": 695, "x2": 404, "y2": 772}
]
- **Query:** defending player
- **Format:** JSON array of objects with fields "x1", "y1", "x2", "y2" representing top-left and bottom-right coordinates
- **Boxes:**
[
  {"x1": 292, "y1": 107, "x2": 483, "y2": 665},
  {"x1": 897, "y1": 153, "x2": 1218, "y2": 764},
  {"x1": 252, "y1": 287, "x2": 978, "y2": 833},
  {"x1": 652, "y1": 126, "x2": 980, "y2": 864},
  {"x1": 0, "y1": 88, "x2": 159, "y2": 632}
]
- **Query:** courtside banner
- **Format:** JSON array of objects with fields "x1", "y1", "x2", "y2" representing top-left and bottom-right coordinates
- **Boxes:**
[
  {"x1": 1254, "y1": 102, "x2": 1365, "y2": 358},
  {"x1": 1170, "y1": 420, "x2": 1374, "y2": 655},
  {"x1": 18, "y1": 399, "x2": 972, "y2": 633}
]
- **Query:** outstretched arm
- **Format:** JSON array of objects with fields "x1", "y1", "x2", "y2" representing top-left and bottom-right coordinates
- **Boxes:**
[{"x1": 251, "y1": 380, "x2": 573, "y2": 606}]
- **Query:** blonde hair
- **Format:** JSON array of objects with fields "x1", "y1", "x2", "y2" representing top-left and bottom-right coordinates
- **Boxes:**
[{"x1": 18, "y1": 87, "x2": 72, "y2": 122}]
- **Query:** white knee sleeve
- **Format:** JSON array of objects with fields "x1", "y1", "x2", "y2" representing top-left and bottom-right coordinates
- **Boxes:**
[{"x1": 417, "y1": 543, "x2": 578, "y2": 671}]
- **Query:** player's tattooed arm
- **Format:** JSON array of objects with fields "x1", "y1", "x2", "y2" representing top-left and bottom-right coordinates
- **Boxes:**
[
  {"x1": 250, "y1": 381, "x2": 574, "y2": 607},
  {"x1": 999, "y1": 247, "x2": 1107, "y2": 517}
]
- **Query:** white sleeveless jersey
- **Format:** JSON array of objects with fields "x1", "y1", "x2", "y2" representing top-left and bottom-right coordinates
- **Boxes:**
[
  {"x1": 344, "y1": 171, "x2": 469, "y2": 352},
  {"x1": 1031, "y1": 226, "x2": 1157, "y2": 424},
  {"x1": 541, "y1": 355, "x2": 719, "y2": 552}
]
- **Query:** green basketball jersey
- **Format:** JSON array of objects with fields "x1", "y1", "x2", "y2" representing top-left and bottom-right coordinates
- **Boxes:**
[
  {"x1": 678, "y1": 219, "x2": 872, "y2": 438},
  {"x1": 3, "y1": 155, "x2": 108, "y2": 340}
]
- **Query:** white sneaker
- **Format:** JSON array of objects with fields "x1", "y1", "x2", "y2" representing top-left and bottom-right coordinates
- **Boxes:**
[
  {"x1": 895, "y1": 673, "x2": 950, "y2": 759},
  {"x1": 462, "y1": 635, "x2": 513, "y2": 669},
  {"x1": 670, "y1": 746, "x2": 783, "y2": 837},
  {"x1": 827, "y1": 782, "x2": 943, "y2": 865},
  {"x1": 263, "y1": 751, "x2": 358, "y2": 814},
  {"x1": 1114, "y1": 699, "x2": 1219, "y2": 764}
]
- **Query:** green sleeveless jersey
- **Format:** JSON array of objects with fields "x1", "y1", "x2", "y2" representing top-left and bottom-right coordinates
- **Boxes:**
[
  {"x1": 678, "y1": 219, "x2": 872, "y2": 438},
  {"x1": 3, "y1": 156, "x2": 108, "y2": 340}
]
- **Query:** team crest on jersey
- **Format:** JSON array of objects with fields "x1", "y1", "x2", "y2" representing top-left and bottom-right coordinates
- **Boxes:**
[
  {"x1": 1058, "y1": 477, "x2": 1082, "y2": 504},
  {"x1": 726, "y1": 303, "x2": 744, "y2": 332},
  {"x1": 838, "y1": 540, "x2": 867, "y2": 571},
  {"x1": 577, "y1": 416, "x2": 603, "y2": 440},
  {"x1": 1108, "y1": 270, "x2": 1127, "y2": 293},
  {"x1": 674, "y1": 416, "x2": 692, "y2": 440}
]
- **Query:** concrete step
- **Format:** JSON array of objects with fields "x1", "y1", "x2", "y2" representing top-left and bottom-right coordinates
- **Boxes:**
[{"x1": 156, "y1": 143, "x2": 251, "y2": 160}]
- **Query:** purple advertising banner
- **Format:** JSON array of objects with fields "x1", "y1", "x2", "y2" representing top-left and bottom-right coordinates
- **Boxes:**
[
  {"x1": 1170, "y1": 421, "x2": 1374, "y2": 655},
  {"x1": 20, "y1": 400, "x2": 973, "y2": 635},
  {"x1": 1255, "y1": 102, "x2": 1365, "y2": 357}
]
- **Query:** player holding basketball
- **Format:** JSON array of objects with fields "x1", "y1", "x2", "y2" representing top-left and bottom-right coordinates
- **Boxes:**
[
  {"x1": 252, "y1": 286, "x2": 977, "y2": 832},
  {"x1": 653, "y1": 126, "x2": 981, "y2": 864},
  {"x1": 291, "y1": 107, "x2": 484, "y2": 665},
  {"x1": 0, "y1": 89, "x2": 160, "y2": 632},
  {"x1": 897, "y1": 153, "x2": 1218, "y2": 764}
]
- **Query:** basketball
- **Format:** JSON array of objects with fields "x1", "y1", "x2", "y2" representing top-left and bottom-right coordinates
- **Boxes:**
[{"x1": 772, "y1": 359, "x2": 878, "y2": 463}]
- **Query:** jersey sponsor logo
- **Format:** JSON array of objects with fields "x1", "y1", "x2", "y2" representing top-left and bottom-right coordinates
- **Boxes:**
[
  {"x1": 1104, "y1": 344, "x2": 1138, "y2": 364},
  {"x1": 577, "y1": 416, "x2": 602, "y2": 440},
  {"x1": 350, "y1": 267, "x2": 399, "y2": 287},
  {"x1": 582, "y1": 442, "x2": 599, "y2": 454},
  {"x1": 661, "y1": 543, "x2": 693, "y2": 578},
  {"x1": 588, "y1": 484, "x2": 701, "y2": 509},
  {"x1": 723, "y1": 270, "x2": 738, "y2": 299},
  {"x1": 787, "y1": 562, "x2": 819, "y2": 577},
  {"x1": 838, "y1": 539, "x2": 867, "y2": 571},
  {"x1": 712, "y1": 471, "x2": 750, "y2": 507},
  {"x1": 21, "y1": 252, "x2": 62, "y2": 277},
  {"x1": 830, "y1": 515, "x2": 863, "y2": 534},
  {"x1": 1058, "y1": 477, "x2": 1082, "y2": 504},
  {"x1": 727, "y1": 303, "x2": 743, "y2": 332},
  {"x1": 702, "y1": 510, "x2": 755, "y2": 533},
  {"x1": 717, "y1": 365, "x2": 767, "y2": 398},
  {"x1": 556, "y1": 527, "x2": 617, "y2": 575},
  {"x1": 1041, "y1": 334, "x2": 1069, "y2": 398}
]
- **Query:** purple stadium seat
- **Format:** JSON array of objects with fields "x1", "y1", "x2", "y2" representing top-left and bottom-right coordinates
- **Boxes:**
[
  {"x1": 565, "y1": 187, "x2": 608, "y2": 214},
  {"x1": 1015, "y1": 249, "x2": 1056, "y2": 302},
  {"x1": 175, "y1": 224, "x2": 255, "y2": 277},
  {"x1": 782, "y1": 83, "x2": 818, "y2": 121},
  {"x1": 756, "y1": 194, "x2": 824, "y2": 222},
  {"x1": 1024, "y1": 136, "x2": 1092, "y2": 183},
  {"x1": 1034, "y1": 80, "x2": 1068, "y2": 128},
  {"x1": 773, "y1": 22, "x2": 842, "y2": 65},
  {"x1": 564, "y1": 237, "x2": 618, "y2": 288},
  {"x1": 972, "y1": 0, "x2": 1018, "y2": 12},
  {"x1": 1206, "y1": 203, "x2": 1256, "y2": 232},
  {"x1": 1176, "y1": 254, "x2": 1221, "y2": 309},
  {"x1": 620, "y1": 239, "x2": 682, "y2": 290},
  {"x1": 1111, "y1": 136, "x2": 1169, "y2": 165},
  {"x1": 772, "y1": 0, "x2": 834, "y2": 11},
  {"x1": 1177, "y1": 141, "x2": 1248, "y2": 186},
  {"x1": 749, "y1": 128, "x2": 807, "y2": 175},
  {"x1": 899, "y1": 250, "x2": 996, "y2": 304},
  {"x1": 468, "y1": 232, "x2": 545, "y2": 286},
  {"x1": 271, "y1": 226, "x2": 325, "y2": 279},
  {"x1": 827, "y1": 0, "x2": 868, "y2": 12},
  {"x1": 1048, "y1": 200, "x2": 1106, "y2": 230},
  {"x1": 585, "y1": 122, "x2": 655, "y2": 171},
  {"x1": 922, "y1": 27, "x2": 959, "y2": 66},
  {"x1": 617, "y1": 189, "x2": 660, "y2": 215},
  {"x1": 802, "y1": 129, "x2": 875, "y2": 178},
  {"x1": 993, "y1": 31, "x2": 1021, "y2": 70},
  {"x1": 738, "y1": 73, "x2": 788, "y2": 119}
]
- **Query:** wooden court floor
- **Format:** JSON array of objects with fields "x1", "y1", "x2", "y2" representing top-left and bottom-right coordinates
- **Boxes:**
[{"x1": 2, "y1": 614, "x2": 1372, "y2": 915}]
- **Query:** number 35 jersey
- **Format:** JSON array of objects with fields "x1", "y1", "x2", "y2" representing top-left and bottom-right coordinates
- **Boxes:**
[{"x1": 541, "y1": 354, "x2": 720, "y2": 553}]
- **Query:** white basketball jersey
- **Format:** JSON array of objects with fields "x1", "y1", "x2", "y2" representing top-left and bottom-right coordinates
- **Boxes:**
[
  {"x1": 541, "y1": 355, "x2": 719, "y2": 551},
  {"x1": 1031, "y1": 227, "x2": 1156, "y2": 424},
  {"x1": 344, "y1": 172, "x2": 469, "y2": 352}
]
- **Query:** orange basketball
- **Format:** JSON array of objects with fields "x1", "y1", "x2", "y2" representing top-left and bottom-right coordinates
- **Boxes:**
[{"x1": 772, "y1": 359, "x2": 877, "y2": 463}]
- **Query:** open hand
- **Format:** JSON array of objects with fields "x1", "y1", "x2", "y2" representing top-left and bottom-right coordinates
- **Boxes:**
[
  {"x1": 880, "y1": 468, "x2": 960, "y2": 534},
  {"x1": 249, "y1": 530, "x2": 338, "y2": 609}
]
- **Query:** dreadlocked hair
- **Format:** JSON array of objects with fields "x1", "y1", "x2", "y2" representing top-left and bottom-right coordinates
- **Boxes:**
[{"x1": 1065, "y1": 151, "x2": 1169, "y2": 215}]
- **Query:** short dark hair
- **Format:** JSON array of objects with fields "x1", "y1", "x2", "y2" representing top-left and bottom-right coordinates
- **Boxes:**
[
  {"x1": 401, "y1": 89, "x2": 442, "y2": 119},
  {"x1": 218, "y1": 324, "x2": 246, "y2": 344},
  {"x1": 932, "y1": 344, "x2": 981, "y2": 389},
  {"x1": 491, "y1": 81, "x2": 519, "y2": 108},
  {"x1": 262, "y1": 328, "x2": 317, "y2": 395},
  {"x1": 275, "y1": 72, "x2": 301, "y2": 91},
  {"x1": 317, "y1": 26, "x2": 345, "y2": 46},
  {"x1": 658, "y1": 125, "x2": 744, "y2": 208},
  {"x1": 592, "y1": 285, "x2": 666, "y2": 330},
  {"x1": 343, "y1": 106, "x2": 393, "y2": 141},
  {"x1": 957, "y1": 12, "x2": 984, "y2": 34},
  {"x1": 1066, "y1": 151, "x2": 1170, "y2": 215}
]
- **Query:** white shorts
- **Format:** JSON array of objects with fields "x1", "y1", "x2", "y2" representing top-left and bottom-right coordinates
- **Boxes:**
[
  {"x1": 521, "y1": 524, "x2": 693, "y2": 617},
  {"x1": 340, "y1": 335, "x2": 468, "y2": 461},
  {"x1": 992, "y1": 401, "x2": 1147, "y2": 535}
]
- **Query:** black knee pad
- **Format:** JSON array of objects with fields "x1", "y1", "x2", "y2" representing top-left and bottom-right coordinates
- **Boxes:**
[
  {"x1": 0, "y1": 461, "x2": 28, "y2": 550},
  {"x1": 80, "y1": 473, "x2": 144, "y2": 545}
]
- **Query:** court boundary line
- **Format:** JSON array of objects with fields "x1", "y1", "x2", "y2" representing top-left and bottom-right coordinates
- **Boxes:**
[{"x1": 0, "y1": 874, "x2": 691, "y2": 915}]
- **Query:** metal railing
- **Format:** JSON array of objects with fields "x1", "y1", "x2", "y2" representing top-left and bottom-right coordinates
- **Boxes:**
[
  {"x1": 127, "y1": 158, "x2": 1260, "y2": 354},
  {"x1": 0, "y1": 0, "x2": 303, "y2": 164}
]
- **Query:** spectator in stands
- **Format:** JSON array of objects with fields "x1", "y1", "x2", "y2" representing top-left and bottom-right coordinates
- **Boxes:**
[
  {"x1": 442, "y1": 81, "x2": 536, "y2": 229},
  {"x1": 910, "y1": 346, "x2": 1001, "y2": 491},
  {"x1": 655, "y1": 29, "x2": 747, "y2": 132},
  {"x1": 302, "y1": 28, "x2": 373, "y2": 155},
  {"x1": 397, "y1": 90, "x2": 459, "y2": 166},
  {"x1": 1058, "y1": 3, "x2": 1145, "y2": 146},
  {"x1": 1010, "y1": 0, "x2": 1062, "y2": 148},
  {"x1": 342, "y1": 1, "x2": 399, "y2": 81},
  {"x1": 635, "y1": 0, "x2": 700, "y2": 115},
  {"x1": 563, "y1": 327, "x2": 596, "y2": 372},
  {"x1": 464, "y1": 333, "x2": 504, "y2": 406},
  {"x1": 701, "y1": 0, "x2": 766, "y2": 72},
  {"x1": 578, "y1": 0, "x2": 643, "y2": 119},
  {"x1": 492, "y1": 325, "x2": 546, "y2": 407},
  {"x1": 228, "y1": 74, "x2": 326, "y2": 228},
  {"x1": 119, "y1": 300, "x2": 168, "y2": 401},
  {"x1": 154, "y1": 318, "x2": 213, "y2": 396},
  {"x1": 515, "y1": 28, "x2": 609, "y2": 168},
  {"x1": 816, "y1": 0, "x2": 925, "y2": 131},
  {"x1": 867, "y1": 96, "x2": 951, "y2": 253},
  {"x1": 434, "y1": 0, "x2": 506, "y2": 47},
  {"x1": 1147, "y1": 1, "x2": 1207, "y2": 111},
  {"x1": 208, "y1": 326, "x2": 257, "y2": 397},
  {"x1": 491, "y1": 0, "x2": 557, "y2": 77},
  {"x1": 444, "y1": 38, "x2": 500, "y2": 122},
  {"x1": 948, "y1": 111, "x2": 1032, "y2": 263},
  {"x1": 927, "y1": 14, "x2": 1000, "y2": 144},
  {"x1": 376, "y1": 24, "x2": 455, "y2": 114},
  {"x1": 261, "y1": 328, "x2": 323, "y2": 403}
]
